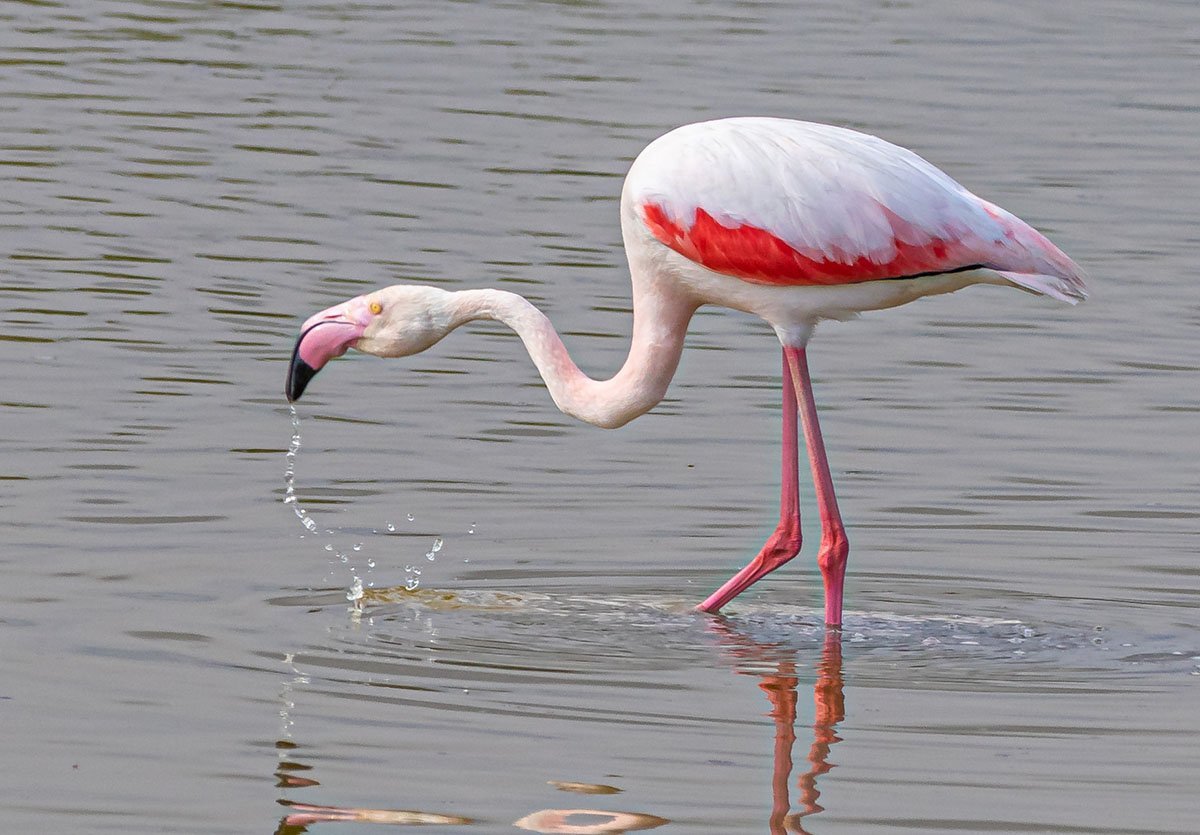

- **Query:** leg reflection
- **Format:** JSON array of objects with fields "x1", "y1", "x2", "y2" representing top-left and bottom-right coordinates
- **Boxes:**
[
  {"x1": 789, "y1": 631, "x2": 844, "y2": 833},
  {"x1": 711, "y1": 625, "x2": 846, "y2": 834}
]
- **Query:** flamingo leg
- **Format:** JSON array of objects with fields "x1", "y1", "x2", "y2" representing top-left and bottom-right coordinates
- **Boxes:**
[
  {"x1": 697, "y1": 349, "x2": 803, "y2": 615},
  {"x1": 784, "y1": 346, "x2": 848, "y2": 627},
  {"x1": 696, "y1": 347, "x2": 849, "y2": 626}
]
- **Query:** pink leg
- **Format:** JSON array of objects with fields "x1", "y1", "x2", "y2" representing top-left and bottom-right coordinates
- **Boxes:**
[
  {"x1": 696, "y1": 347, "x2": 849, "y2": 626},
  {"x1": 697, "y1": 349, "x2": 803, "y2": 614},
  {"x1": 785, "y1": 346, "x2": 848, "y2": 627}
]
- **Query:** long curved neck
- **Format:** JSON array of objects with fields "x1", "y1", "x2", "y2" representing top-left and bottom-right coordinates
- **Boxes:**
[{"x1": 446, "y1": 287, "x2": 696, "y2": 429}]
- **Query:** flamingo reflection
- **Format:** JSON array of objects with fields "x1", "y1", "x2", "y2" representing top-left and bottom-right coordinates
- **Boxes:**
[
  {"x1": 711, "y1": 623, "x2": 846, "y2": 834},
  {"x1": 271, "y1": 622, "x2": 843, "y2": 833}
]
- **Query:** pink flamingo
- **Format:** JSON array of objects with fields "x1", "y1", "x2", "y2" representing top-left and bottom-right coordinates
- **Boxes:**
[{"x1": 285, "y1": 117, "x2": 1086, "y2": 626}]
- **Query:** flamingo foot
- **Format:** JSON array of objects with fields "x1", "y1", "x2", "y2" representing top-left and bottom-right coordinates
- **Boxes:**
[{"x1": 696, "y1": 520, "x2": 802, "y2": 614}]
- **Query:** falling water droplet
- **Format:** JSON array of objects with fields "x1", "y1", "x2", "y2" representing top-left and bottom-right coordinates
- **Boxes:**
[
  {"x1": 405, "y1": 577, "x2": 419, "y2": 591},
  {"x1": 284, "y1": 405, "x2": 323, "y2": 535},
  {"x1": 406, "y1": 513, "x2": 414, "y2": 522},
  {"x1": 386, "y1": 522, "x2": 396, "y2": 532},
  {"x1": 323, "y1": 544, "x2": 333, "y2": 552},
  {"x1": 353, "y1": 543, "x2": 363, "y2": 552},
  {"x1": 366, "y1": 559, "x2": 376, "y2": 569},
  {"x1": 467, "y1": 524, "x2": 475, "y2": 535},
  {"x1": 426, "y1": 536, "x2": 444, "y2": 561},
  {"x1": 346, "y1": 576, "x2": 364, "y2": 604}
]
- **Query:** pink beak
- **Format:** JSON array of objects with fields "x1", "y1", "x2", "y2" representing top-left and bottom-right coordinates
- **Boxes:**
[{"x1": 285, "y1": 298, "x2": 370, "y2": 402}]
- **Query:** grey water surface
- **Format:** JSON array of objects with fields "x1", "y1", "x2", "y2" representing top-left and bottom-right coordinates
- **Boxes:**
[{"x1": 2, "y1": 1, "x2": 1198, "y2": 833}]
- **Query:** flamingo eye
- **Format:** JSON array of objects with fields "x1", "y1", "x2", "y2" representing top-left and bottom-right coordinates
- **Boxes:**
[{"x1": 369, "y1": 300, "x2": 383, "y2": 315}]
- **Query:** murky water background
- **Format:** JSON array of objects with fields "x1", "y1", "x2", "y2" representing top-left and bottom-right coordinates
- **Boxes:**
[{"x1": 2, "y1": 1, "x2": 1198, "y2": 832}]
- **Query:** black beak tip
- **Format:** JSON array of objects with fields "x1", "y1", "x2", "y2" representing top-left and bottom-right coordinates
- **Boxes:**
[
  {"x1": 286, "y1": 343, "x2": 319, "y2": 402},
  {"x1": 286, "y1": 358, "x2": 318, "y2": 402}
]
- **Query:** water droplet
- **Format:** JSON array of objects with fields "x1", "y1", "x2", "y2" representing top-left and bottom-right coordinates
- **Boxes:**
[
  {"x1": 405, "y1": 577, "x2": 419, "y2": 591},
  {"x1": 425, "y1": 536, "x2": 444, "y2": 561},
  {"x1": 406, "y1": 513, "x2": 414, "y2": 522},
  {"x1": 467, "y1": 524, "x2": 475, "y2": 535},
  {"x1": 283, "y1": 495, "x2": 296, "y2": 504},
  {"x1": 386, "y1": 522, "x2": 396, "y2": 532},
  {"x1": 323, "y1": 544, "x2": 333, "y2": 552},
  {"x1": 366, "y1": 559, "x2": 376, "y2": 569},
  {"x1": 346, "y1": 576, "x2": 364, "y2": 603},
  {"x1": 353, "y1": 543, "x2": 363, "y2": 552}
]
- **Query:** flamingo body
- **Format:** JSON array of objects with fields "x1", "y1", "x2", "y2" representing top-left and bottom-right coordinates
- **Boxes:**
[
  {"x1": 285, "y1": 117, "x2": 1086, "y2": 626},
  {"x1": 626, "y1": 118, "x2": 1083, "y2": 298}
]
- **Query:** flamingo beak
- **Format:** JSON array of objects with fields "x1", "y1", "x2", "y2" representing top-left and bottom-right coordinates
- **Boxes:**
[{"x1": 285, "y1": 299, "x2": 369, "y2": 402}]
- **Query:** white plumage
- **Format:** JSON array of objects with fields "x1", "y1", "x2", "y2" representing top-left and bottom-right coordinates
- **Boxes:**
[{"x1": 623, "y1": 117, "x2": 1086, "y2": 302}]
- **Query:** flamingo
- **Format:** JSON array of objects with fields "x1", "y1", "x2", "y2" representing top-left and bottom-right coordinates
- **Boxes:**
[{"x1": 285, "y1": 117, "x2": 1086, "y2": 626}]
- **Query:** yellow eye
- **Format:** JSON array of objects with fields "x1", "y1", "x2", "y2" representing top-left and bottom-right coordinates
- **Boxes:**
[{"x1": 369, "y1": 300, "x2": 383, "y2": 315}]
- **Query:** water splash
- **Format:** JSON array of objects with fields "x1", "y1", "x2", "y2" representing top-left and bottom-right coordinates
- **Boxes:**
[
  {"x1": 285, "y1": 405, "x2": 374, "y2": 608},
  {"x1": 404, "y1": 563, "x2": 421, "y2": 591},
  {"x1": 283, "y1": 405, "x2": 318, "y2": 533},
  {"x1": 347, "y1": 575, "x2": 364, "y2": 609},
  {"x1": 426, "y1": 536, "x2": 443, "y2": 562},
  {"x1": 285, "y1": 406, "x2": 449, "y2": 606}
]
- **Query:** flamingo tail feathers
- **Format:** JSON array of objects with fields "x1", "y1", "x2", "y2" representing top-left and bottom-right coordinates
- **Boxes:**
[
  {"x1": 996, "y1": 269, "x2": 1088, "y2": 304},
  {"x1": 975, "y1": 199, "x2": 1089, "y2": 304}
]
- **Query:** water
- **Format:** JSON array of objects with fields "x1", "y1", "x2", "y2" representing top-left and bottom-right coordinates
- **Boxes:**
[{"x1": 2, "y1": 1, "x2": 1199, "y2": 832}]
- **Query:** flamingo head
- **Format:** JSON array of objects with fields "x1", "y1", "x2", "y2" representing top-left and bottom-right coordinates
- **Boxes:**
[{"x1": 286, "y1": 284, "x2": 454, "y2": 402}]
